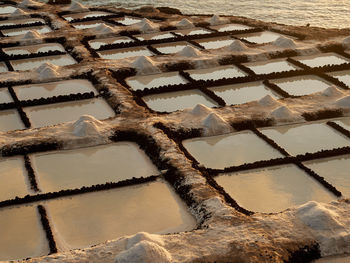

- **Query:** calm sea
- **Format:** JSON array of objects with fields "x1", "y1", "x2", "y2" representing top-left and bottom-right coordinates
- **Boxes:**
[{"x1": 84, "y1": 0, "x2": 349, "y2": 29}]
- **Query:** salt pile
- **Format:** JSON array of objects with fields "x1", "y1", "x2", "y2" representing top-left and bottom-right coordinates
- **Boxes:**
[
  {"x1": 342, "y1": 36, "x2": 350, "y2": 49},
  {"x1": 227, "y1": 40, "x2": 248, "y2": 52},
  {"x1": 21, "y1": 30, "x2": 41, "y2": 40},
  {"x1": 90, "y1": 24, "x2": 115, "y2": 34},
  {"x1": 335, "y1": 96, "x2": 350, "y2": 108},
  {"x1": 115, "y1": 240, "x2": 172, "y2": 263},
  {"x1": 201, "y1": 112, "x2": 232, "y2": 136},
  {"x1": 36, "y1": 62, "x2": 59, "y2": 80},
  {"x1": 18, "y1": 0, "x2": 40, "y2": 8},
  {"x1": 177, "y1": 45, "x2": 201, "y2": 57},
  {"x1": 10, "y1": 8, "x2": 28, "y2": 17},
  {"x1": 132, "y1": 56, "x2": 160, "y2": 74},
  {"x1": 176, "y1": 18, "x2": 194, "y2": 28},
  {"x1": 270, "y1": 105, "x2": 295, "y2": 120},
  {"x1": 273, "y1": 36, "x2": 296, "y2": 48},
  {"x1": 191, "y1": 103, "x2": 213, "y2": 116},
  {"x1": 66, "y1": 1, "x2": 89, "y2": 12},
  {"x1": 209, "y1": 15, "x2": 227, "y2": 26},
  {"x1": 135, "y1": 19, "x2": 158, "y2": 33},
  {"x1": 322, "y1": 86, "x2": 344, "y2": 97},
  {"x1": 72, "y1": 115, "x2": 103, "y2": 137},
  {"x1": 297, "y1": 201, "x2": 350, "y2": 256},
  {"x1": 258, "y1": 95, "x2": 280, "y2": 106}
]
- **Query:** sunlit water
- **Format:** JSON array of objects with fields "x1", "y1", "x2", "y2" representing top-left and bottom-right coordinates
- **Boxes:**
[{"x1": 83, "y1": 0, "x2": 350, "y2": 29}]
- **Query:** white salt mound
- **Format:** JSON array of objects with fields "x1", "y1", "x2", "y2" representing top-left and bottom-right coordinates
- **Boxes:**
[
  {"x1": 297, "y1": 201, "x2": 350, "y2": 256},
  {"x1": 343, "y1": 36, "x2": 350, "y2": 48},
  {"x1": 36, "y1": 62, "x2": 59, "y2": 80},
  {"x1": 273, "y1": 36, "x2": 296, "y2": 48},
  {"x1": 10, "y1": 8, "x2": 28, "y2": 17},
  {"x1": 135, "y1": 18, "x2": 158, "y2": 33},
  {"x1": 209, "y1": 15, "x2": 227, "y2": 26},
  {"x1": 336, "y1": 96, "x2": 350, "y2": 107},
  {"x1": 21, "y1": 30, "x2": 41, "y2": 40},
  {"x1": 73, "y1": 115, "x2": 103, "y2": 137},
  {"x1": 126, "y1": 232, "x2": 164, "y2": 249},
  {"x1": 91, "y1": 24, "x2": 115, "y2": 34},
  {"x1": 132, "y1": 56, "x2": 159, "y2": 74},
  {"x1": 258, "y1": 95, "x2": 279, "y2": 106},
  {"x1": 201, "y1": 112, "x2": 232, "y2": 136},
  {"x1": 322, "y1": 86, "x2": 344, "y2": 97},
  {"x1": 270, "y1": 105, "x2": 294, "y2": 119},
  {"x1": 228, "y1": 40, "x2": 248, "y2": 52},
  {"x1": 115, "y1": 240, "x2": 172, "y2": 263},
  {"x1": 176, "y1": 18, "x2": 194, "y2": 28},
  {"x1": 177, "y1": 45, "x2": 201, "y2": 57},
  {"x1": 18, "y1": 0, "x2": 41, "y2": 7},
  {"x1": 191, "y1": 103, "x2": 213, "y2": 116},
  {"x1": 67, "y1": 1, "x2": 89, "y2": 12}
]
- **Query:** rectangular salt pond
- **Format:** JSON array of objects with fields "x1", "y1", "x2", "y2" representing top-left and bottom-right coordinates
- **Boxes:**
[
  {"x1": 260, "y1": 122, "x2": 350, "y2": 156},
  {"x1": 24, "y1": 98, "x2": 115, "y2": 128},
  {"x1": 3, "y1": 43, "x2": 65, "y2": 56},
  {"x1": 97, "y1": 47, "x2": 153, "y2": 60},
  {"x1": 0, "y1": 89, "x2": 13, "y2": 104},
  {"x1": 1, "y1": 25, "x2": 52, "y2": 36},
  {"x1": 215, "y1": 164, "x2": 335, "y2": 213},
  {"x1": 32, "y1": 142, "x2": 159, "y2": 192},
  {"x1": 45, "y1": 180, "x2": 196, "y2": 249},
  {"x1": 63, "y1": 11, "x2": 114, "y2": 22},
  {"x1": 0, "y1": 62, "x2": 8, "y2": 72},
  {"x1": 293, "y1": 53, "x2": 350, "y2": 68},
  {"x1": 185, "y1": 65, "x2": 246, "y2": 81},
  {"x1": 10, "y1": 54, "x2": 76, "y2": 71},
  {"x1": 13, "y1": 79, "x2": 98, "y2": 101},
  {"x1": 195, "y1": 37, "x2": 234, "y2": 49},
  {"x1": 329, "y1": 70, "x2": 350, "y2": 87},
  {"x1": 135, "y1": 32, "x2": 175, "y2": 41},
  {"x1": 237, "y1": 31, "x2": 284, "y2": 44},
  {"x1": 0, "y1": 18, "x2": 45, "y2": 27},
  {"x1": 89, "y1": 36, "x2": 133, "y2": 49},
  {"x1": 0, "y1": 5, "x2": 16, "y2": 14},
  {"x1": 126, "y1": 72, "x2": 188, "y2": 91},
  {"x1": 182, "y1": 131, "x2": 284, "y2": 169},
  {"x1": 153, "y1": 42, "x2": 196, "y2": 54},
  {"x1": 209, "y1": 81, "x2": 281, "y2": 105},
  {"x1": 304, "y1": 155, "x2": 350, "y2": 198},
  {"x1": 0, "y1": 205, "x2": 49, "y2": 261},
  {"x1": 0, "y1": 156, "x2": 29, "y2": 201},
  {"x1": 174, "y1": 28, "x2": 212, "y2": 36},
  {"x1": 209, "y1": 23, "x2": 252, "y2": 32},
  {"x1": 270, "y1": 75, "x2": 333, "y2": 96},
  {"x1": 143, "y1": 89, "x2": 218, "y2": 112},
  {"x1": 0, "y1": 109, "x2": 25, "y2": 132},
  {"x1": 243, "y1": 59, "x2": 300, "y2": 75}
]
